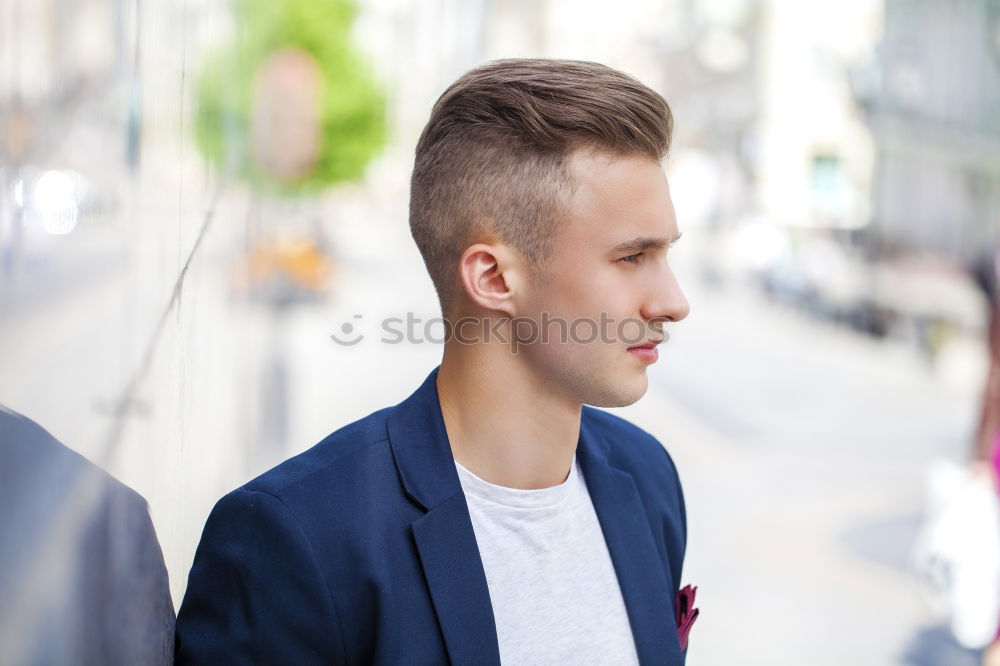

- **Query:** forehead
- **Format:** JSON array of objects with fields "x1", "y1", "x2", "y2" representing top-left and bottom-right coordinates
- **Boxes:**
[{"x1": 559, "y1": 149, "x2": 677, "y2": 246}]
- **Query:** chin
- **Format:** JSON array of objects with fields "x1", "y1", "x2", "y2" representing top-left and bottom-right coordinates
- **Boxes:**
[
  {"x1": 528, "y1": 348, "x2": 650, "y2": 407},
  {"x1": 578, "y1": 371, "x2": 649, "y2": 408}
]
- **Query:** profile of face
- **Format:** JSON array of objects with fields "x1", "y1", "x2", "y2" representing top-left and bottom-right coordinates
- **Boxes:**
[{"x1": 515, "y1": 148, "x2": 690, "y2": 408}]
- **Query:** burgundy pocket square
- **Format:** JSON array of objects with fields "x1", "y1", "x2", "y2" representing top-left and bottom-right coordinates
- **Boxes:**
[{"x1": 674, "y1": 584, "x2": 699, "y2": 652}]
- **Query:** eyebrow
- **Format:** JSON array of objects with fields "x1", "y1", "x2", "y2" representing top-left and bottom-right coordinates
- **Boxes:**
[{"x1": 612, "y1": 231, "x2": 683, "y2": 254}]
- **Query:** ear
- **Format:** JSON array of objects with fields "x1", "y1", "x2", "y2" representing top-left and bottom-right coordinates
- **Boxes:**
[{"x1": 457, "y1": 243, "x2": 525, "y2": 316}]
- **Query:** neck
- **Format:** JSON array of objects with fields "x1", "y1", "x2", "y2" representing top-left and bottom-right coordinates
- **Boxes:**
[{"x1": 436, "y1": 339, "x2": 581, "y2": 490}]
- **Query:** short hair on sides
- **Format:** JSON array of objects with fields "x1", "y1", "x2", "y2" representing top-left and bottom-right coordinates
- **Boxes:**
[{"x1": 409, "y1": 58, "x2": 674, "y2": 316}]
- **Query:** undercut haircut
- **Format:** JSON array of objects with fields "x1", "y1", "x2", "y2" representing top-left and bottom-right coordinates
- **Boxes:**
[{"x1": 409, "y1": 58, "x2": 673, "y2": 316}]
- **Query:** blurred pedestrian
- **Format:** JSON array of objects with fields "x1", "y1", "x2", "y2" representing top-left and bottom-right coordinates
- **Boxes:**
[
  {"x1": 972, "y1": 241, "x2": 1000, "y2": 472},
  {"x1": 0, "y1": 406, "x2": 174, "y2": 665},
  {"x1": 971, "y1": 240, "x2": 1000, "y2": 666}
]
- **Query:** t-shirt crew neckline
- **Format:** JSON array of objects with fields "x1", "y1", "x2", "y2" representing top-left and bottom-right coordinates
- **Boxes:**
[{"x1": 453, "y1": 455, "x2": 579, "y2": 510}]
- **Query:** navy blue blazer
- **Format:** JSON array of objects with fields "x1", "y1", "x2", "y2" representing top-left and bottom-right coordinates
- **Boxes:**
[{"x1": 175, "y1": 366, "x2": 688, "y2": 665}]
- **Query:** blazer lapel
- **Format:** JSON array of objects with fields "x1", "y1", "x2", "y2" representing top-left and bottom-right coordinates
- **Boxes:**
[
  {"x1": 411, "y1": 495, "x2": 501, "y2": 665},
  {"x1": 387, "y1": 367, "x2": 501, "y2": 666},
  {"x1": 577, "y1": 415, "x2": 685, "y2": 666}
]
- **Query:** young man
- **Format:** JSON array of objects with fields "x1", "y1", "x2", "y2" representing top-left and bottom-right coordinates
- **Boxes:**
[{"x1": 175, "y1": 58, "x2": 696, "y2": 665}]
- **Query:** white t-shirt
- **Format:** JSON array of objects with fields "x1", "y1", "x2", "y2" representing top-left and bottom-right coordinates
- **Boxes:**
[{"x1": 455, "y1": 454, "x2": 640, "y2": 665}]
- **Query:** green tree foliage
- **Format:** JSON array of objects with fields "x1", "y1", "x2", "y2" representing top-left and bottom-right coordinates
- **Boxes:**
[{"x1": 194, "y1": 0, "x2": 387, "y2": 195}]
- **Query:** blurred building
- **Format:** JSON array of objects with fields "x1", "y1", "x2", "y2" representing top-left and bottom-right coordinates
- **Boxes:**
[
  {"x1": 856, "y1": 0, "x2": 1000, "y2": 262},
  {"x1": 755, "y1": 0, "x2": 880, "y2": 233},
  {"x1": 841, "y1": 0, "x2": 1000, "y2": 353}
]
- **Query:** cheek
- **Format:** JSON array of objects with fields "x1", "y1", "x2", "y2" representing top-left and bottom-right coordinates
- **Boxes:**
[
  {"x1": 546, "y1": 265, "x2": 619, "y2": 310},
  {"x1": 534, "y1": 260, "x2": 640, "y2": 330},
  {"x1": 571, "y1": 273, "x2": 635, "y2": 318}
]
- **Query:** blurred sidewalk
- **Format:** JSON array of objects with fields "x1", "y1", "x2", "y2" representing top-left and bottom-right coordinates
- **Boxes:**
[{"x1": 613, "y1": 278, "x2": 984, "y2": 665}]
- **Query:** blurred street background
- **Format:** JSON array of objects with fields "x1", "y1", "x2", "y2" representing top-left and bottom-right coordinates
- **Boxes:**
[{"x1": 2, "y1": 0, "x2": 1000, "y2": 663}]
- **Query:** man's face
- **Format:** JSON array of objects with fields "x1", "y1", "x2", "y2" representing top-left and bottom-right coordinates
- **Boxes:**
[{"x1": 515, "y1": 148, "x2": 690, "y2": 407}]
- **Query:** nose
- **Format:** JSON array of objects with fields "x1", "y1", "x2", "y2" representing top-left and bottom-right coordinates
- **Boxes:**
[{"x1": 640, "y1": 263, "x2": 690, "y2": 326}]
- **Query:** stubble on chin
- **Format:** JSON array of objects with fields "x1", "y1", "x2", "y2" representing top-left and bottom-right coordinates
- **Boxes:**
[{"x1": 558, "y1": 359, "x2": 650, "y2": 408}]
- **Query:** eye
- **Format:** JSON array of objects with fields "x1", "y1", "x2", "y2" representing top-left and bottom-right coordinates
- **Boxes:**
[{"x1": 618, "y1": 252, "x2": 644, "y2": 264}]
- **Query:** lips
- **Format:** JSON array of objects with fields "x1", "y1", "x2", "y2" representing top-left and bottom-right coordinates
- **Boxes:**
[
  {"x1": 626, "y1": 339, "x2": 661, "y2": 364},
  {"x1": 627, "y1": 339, "x2": 662, "y2": 350}
]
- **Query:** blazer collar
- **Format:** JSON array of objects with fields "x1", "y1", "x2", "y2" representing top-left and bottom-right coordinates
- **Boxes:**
[
  {"x1": 386, "y1": 366, "x2": 683, "y2": 666},
  {"x1": 386, "y1": 366, "x2": 461, "y2": 511}
]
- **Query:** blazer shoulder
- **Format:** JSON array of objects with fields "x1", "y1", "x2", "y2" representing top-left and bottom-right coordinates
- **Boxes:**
[{"x1": 241, "y1": 404, "x2": 395, "y2": 498}]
